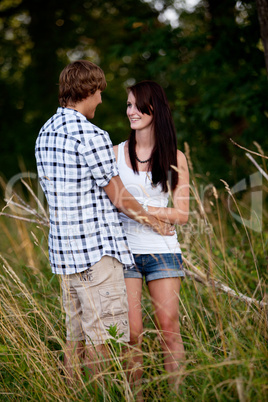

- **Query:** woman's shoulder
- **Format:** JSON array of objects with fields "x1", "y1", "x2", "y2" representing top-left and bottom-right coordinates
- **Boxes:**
[
  {"x1": 177, "y1": 149, "x2": 187, "y2": 165},
  {"x1": 113, "y1": 140, "x2": 128, "y2": 161},
  {"x1": 113, "y1": 144, "x2": 119, "y2": 160}
]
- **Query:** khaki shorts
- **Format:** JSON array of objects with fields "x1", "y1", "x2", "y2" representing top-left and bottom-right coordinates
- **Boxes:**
[{"x1": 61, "y1": 256, "x2": 129, "y2": 345}]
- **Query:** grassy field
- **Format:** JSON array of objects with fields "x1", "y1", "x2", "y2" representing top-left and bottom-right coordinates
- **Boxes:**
[{"x1": 0, "y1": 150, "x2": 267, "y2": 401}]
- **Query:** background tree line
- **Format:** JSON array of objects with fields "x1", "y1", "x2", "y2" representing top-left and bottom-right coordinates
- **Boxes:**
[{"x1": 0, "y1": 0, "x2": 267, "y2": 185}]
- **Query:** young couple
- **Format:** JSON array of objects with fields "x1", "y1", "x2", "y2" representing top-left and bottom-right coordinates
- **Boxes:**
[{"x1": 35, "y1": 60, "x2": 189, "y2": 396}]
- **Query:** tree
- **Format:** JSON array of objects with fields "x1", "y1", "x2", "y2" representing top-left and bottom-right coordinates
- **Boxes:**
[
  {"x1": 168, "y1": 0, "x2": 268, "y2": 182},
  {"x1": 0, "y1": 0, "x2": 267, "y2": 186},
  {"x1": 0, "y1": 0, "x2": 164, "y2": 177},
  {"x1": 256, "y1": 0, "x2": 268, "y2": 75}
]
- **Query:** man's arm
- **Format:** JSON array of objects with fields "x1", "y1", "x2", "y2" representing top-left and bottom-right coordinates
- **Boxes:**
[{"x1": 103, "y1": 175, "x2": 174, "y2": 236}]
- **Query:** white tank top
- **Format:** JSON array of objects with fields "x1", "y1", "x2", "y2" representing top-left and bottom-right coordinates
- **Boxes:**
[{"x1": 117, "y1": 141, "x2": 181, "y2": 254}]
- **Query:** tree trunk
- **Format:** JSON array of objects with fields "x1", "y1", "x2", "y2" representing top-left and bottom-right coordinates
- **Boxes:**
[
  {"x1": 206, "y1": 0, "x2": 236, "y2": 46},
  {"x1": 256, "y1": 0, "x2": 268, "y2": 75}
]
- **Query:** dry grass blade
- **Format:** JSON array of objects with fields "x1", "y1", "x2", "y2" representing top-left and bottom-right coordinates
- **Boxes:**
[
  {"x1": 0, "y1": 147, "x2": 267, "y2": 400},
  {"x1": 230, "y1": 138, "x2": 268, "y2": 159},
  {"x1": 21, "y1": 179, "x2": 49, "y2": 222},
  {"x1": 246, "y1": 153, "x2": 268, "y2": 180}
]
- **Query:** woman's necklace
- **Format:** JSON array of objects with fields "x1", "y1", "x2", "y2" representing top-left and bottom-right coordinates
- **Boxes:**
[{"x1": 135, "y1": 152, "x2": 151, "y2": 164}]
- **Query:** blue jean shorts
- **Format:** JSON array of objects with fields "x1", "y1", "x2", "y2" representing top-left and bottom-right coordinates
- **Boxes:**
[{"x1": 124, "y1": 253, "x2": 185, "y2": 283}]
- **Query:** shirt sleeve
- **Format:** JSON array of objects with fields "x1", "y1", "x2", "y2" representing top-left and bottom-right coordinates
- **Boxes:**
[{"x1": 82, "y1": 131, "x2": 119, "y2": 187}]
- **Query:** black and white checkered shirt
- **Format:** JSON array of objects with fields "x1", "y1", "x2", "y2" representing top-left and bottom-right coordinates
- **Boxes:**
[{"x1": 35, "y1": 107, "x2": 134, "y2": 275}]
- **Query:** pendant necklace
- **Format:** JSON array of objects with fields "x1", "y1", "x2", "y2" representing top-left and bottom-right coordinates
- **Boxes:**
[{"x1": 135, "y1": 152, "x2": 151, "y2": 164}]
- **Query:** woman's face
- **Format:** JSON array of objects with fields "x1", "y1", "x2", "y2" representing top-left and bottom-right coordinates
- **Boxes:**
[{"x1": 126, "y1": 91, "x2": 153, "y2": 131}]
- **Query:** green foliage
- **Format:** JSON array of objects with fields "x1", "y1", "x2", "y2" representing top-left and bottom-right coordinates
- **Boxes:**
[
  {"x1": 0, "y1": 0, "x2": 267, "y2": 185},
  {"x1": 170, "y1": 1, "x2": 268, "y2": 182}
]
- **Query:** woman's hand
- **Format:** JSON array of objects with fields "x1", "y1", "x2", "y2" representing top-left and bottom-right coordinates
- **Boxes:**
[{"x1": 146, "y1": 214, "x2": 176, "y2": 236}]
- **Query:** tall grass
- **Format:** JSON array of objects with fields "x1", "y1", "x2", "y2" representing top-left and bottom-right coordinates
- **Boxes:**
[{"x1": 0, "y1": 153, "x2": 267, "y2": 401}]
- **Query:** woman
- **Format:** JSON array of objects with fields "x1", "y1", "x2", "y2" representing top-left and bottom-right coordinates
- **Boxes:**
[{"x1": 113, "y1": 81, "x2": 189, "y2": 394}]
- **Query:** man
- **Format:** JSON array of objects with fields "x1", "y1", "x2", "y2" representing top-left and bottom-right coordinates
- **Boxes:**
[{"x1": 35, "y1": 60, "x2": 172, "y2": 380}]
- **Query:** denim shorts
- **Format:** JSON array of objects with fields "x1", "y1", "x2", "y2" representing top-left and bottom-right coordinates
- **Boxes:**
[{"x1": 124, "y1": 253, "x2": 185, "y2": 283}]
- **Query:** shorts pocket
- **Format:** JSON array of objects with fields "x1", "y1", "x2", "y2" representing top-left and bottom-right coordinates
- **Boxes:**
[{"x1": 99, "y1": 286, "x2": 128, "y2": 317}]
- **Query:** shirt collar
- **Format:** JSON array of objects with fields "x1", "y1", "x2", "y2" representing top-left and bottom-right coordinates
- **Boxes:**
[{"x1": 57, "y1": 107, "x2": 87, "y2": 121}]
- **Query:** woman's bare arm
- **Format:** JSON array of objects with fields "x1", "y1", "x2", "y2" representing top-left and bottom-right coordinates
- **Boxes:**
[{"x1": 147, "y1": 150, "x2": 189, "y2": 225}]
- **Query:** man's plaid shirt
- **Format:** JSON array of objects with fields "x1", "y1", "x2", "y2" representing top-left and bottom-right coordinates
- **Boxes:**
[{"x1": 35, "y1": 107, "x2": 134, "y2": 275}]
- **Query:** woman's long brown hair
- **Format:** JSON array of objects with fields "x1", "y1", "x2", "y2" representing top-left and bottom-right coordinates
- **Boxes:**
[{"x1": 128, "y1": 81, "x2": 178, "y2": 192}]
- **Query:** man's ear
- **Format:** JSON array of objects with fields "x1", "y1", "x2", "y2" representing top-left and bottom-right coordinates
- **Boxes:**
[{"x1": 88, "y1": 89, "x2": 97, "y2": 97}]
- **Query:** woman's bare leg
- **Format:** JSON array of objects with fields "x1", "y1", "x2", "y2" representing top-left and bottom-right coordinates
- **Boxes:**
[
  {"x1": 125, "y1": 278, "x2": 144, "y2": 401},
  {"x1": 148, "y1": 277, "x2": 185, "y2": 386}
]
